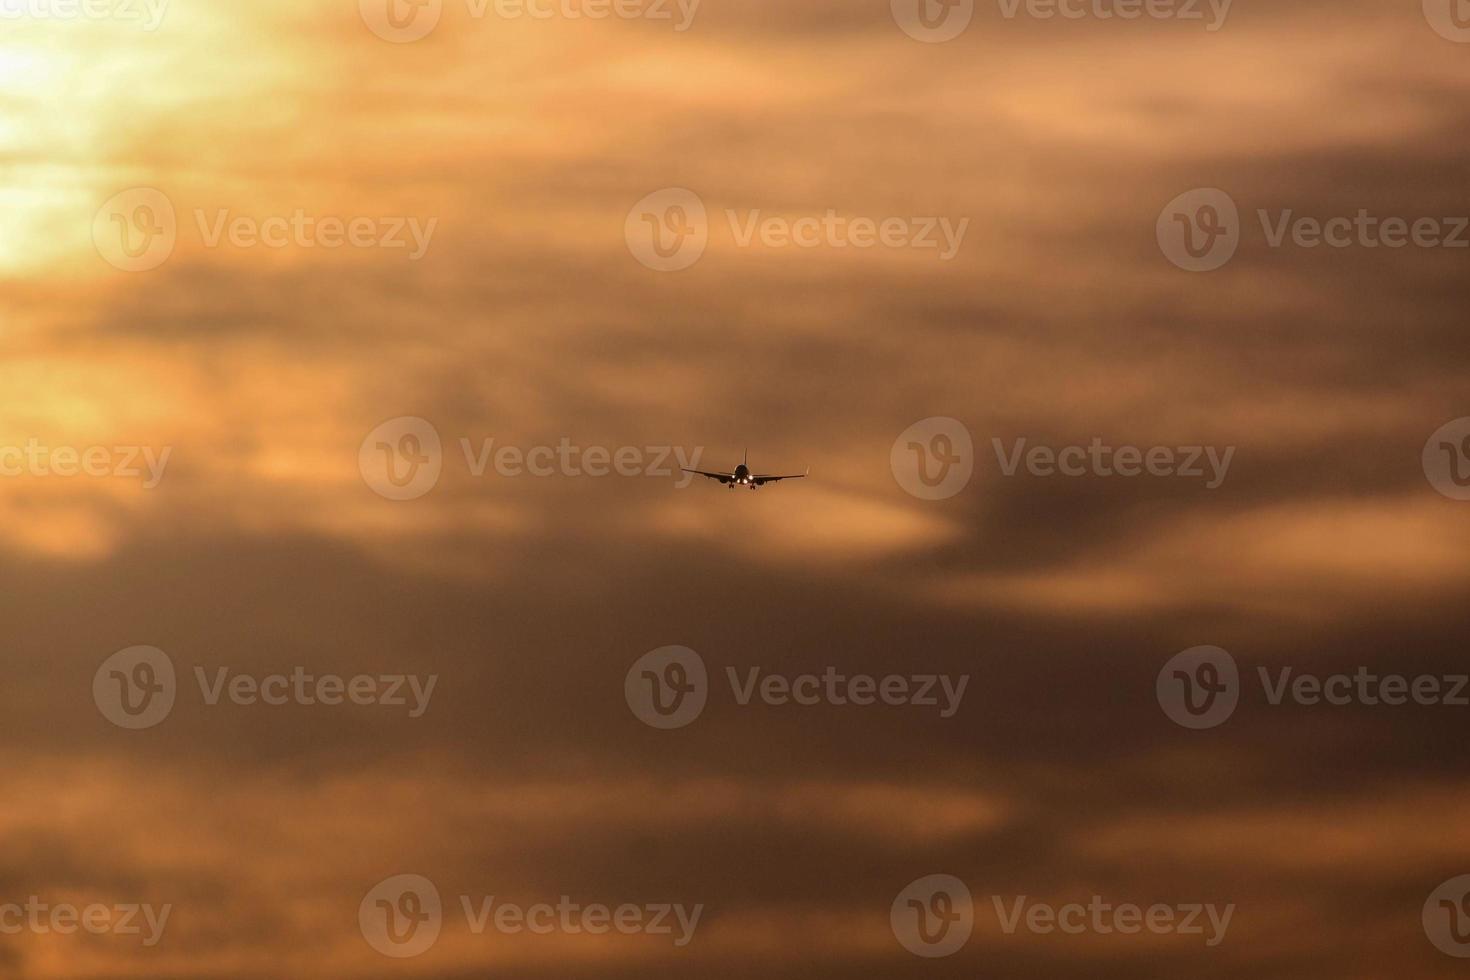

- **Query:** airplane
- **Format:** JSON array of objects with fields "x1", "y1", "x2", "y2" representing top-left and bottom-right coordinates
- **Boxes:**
[{"x1": 683, "y1": 450, "x2": 809, "y2": 489}]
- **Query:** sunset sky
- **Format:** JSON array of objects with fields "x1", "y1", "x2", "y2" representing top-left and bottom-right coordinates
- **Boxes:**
[{"x1": 2, "y1": 0, "x2": 1469, "y2": 976}]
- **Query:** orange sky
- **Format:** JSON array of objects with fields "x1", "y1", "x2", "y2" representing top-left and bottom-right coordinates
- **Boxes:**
[{"x1": 2, "y1": 0, "x2": 1469, "y2": 976}]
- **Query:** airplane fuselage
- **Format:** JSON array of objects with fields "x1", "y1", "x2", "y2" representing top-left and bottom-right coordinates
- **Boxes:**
[{"x1": 684, "y1": 454, "x2": 806, "y2": 490}]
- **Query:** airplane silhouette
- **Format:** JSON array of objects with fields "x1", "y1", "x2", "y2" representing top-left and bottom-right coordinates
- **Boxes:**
[{"x1": 683, "y1": 450, "x2": 809, "y2": 489}]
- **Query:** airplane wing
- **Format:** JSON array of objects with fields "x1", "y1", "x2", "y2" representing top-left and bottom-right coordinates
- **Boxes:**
[
  {"x1": 682, "y1": 469, "x2": 736, "y2": 485},
  {"x1": 751, "y1": 469, "x2": 809, "y2": 486}
]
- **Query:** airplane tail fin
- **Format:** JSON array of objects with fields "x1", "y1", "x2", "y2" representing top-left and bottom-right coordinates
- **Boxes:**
[{"x1": 743, "y1": 447, "x2": 748, "y2": 467}]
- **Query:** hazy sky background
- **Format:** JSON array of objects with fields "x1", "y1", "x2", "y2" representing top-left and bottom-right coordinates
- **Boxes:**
[{"x1": 2, "y1": 0, "x2": 1469, "y2": 976}]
